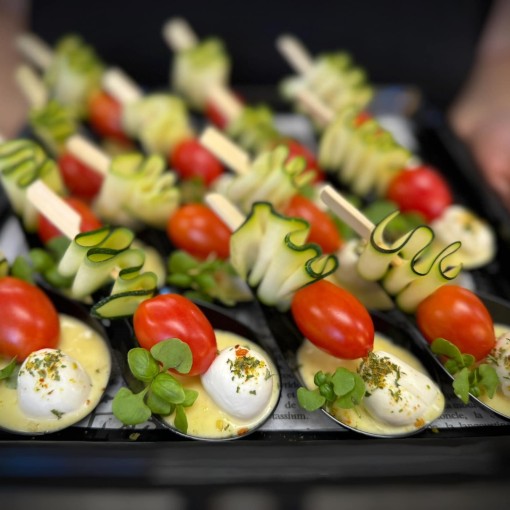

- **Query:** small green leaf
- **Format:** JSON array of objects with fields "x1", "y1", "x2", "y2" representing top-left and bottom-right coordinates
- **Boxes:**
[
  {"x1": 461, "y1": 353, "x2": 476, "y2": 368},
  {"x1": 112, "y1": 387, "x2": 151, "y2": 425},
  {"x1": 195, "y1": 273, "x2": 216, "y2": 290},
  {"x1": 168, "y1": 251, "x2": 199, "y2": 273},
  {"x1": 431, "y1": 338, "x2": 463, "y2": 363},
  {"x1": 335, "y1": 373, "x2": 366, "y2": 409},
  {"x1": 331, "y1": 367, "x2": 356, "y2": 397},
  {"x1": 29, "y1": 248, "x2": 54, "y2": 272},
  {"x1": 453, "y1": 367, "x2": 470, "y2": 404},
  {"x1": 10, "y1": 256, "x2": 34, "y2": 283},
  {"x1": 477, "y1": 364, "x2": 499, "y2": 399},
  {"x1": 297, "y1": 387, "x2": 326, "y2": 411},
  {"x1": 128, "y1": 348, "x2": 160, "y2": 382},
  {"x1": 151, "y1": 338, "x2": 193, "y2": 374},
  {"x1": 151, "y1": 372, "x2": 186, "y2": 404},
  {"x1": 174, "y1": 404, "x2": 188, "y2": 434},
  {"x1": 182, "y1": 388, "x2": 199, "y2": 407},
  {"x1": 146, "y1": 390, "x2": 175, "y2": 416},
  {"x1": 318, "y1": 382, "x2": 335, "y2": 402},
  {"x1": 0, "y1": 358, "x2": 18, "y2": 380},
  {"x1": 444, "y1": 358, "x2": 461, "y2": 375},
  {"x1": 313, "y1": 371, "x2": 328, "y2": 387},
  {"x1": 167, "y1": 273, "x2": 193, "y2": 288}
]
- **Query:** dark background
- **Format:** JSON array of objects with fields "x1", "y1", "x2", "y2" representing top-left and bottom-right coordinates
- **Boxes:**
[{"x1": 31, "y1": 0, "x2": 491, "y2": 109}]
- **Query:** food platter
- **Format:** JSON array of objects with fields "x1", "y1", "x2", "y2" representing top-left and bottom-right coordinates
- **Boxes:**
[{"x1": 2, "y1": 91, "x2": 510, "y2": 489}]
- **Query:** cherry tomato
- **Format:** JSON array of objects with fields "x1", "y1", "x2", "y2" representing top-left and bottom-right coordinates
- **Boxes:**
[
  {"x1": 0, "y1": 276, "x2": 60, "y2": 360},
  {"x1": 279, "y1": 139, "x2": 326, "y2": 183},
  {"x1": 416, "y1": 285, "x2": 495, "y2": 361},
  {"x1": 170, "y1": 138, "x2": 224, "y2": 186},
  {"x1": 57, "y1": 152, "x2": 104, "y2": 202},
  {"x1": 133, "y1": 293, "x2": 217, "y2": 376},
  {"x1": 88, "y1": 90, "x2": 130, "y2": 143},
  {"x1": 166, "y1": 203, "x2": 231, "y2": 260},
  {"x1": 291, "y1": 279, "x2": 374, "y2": 359},
  {"x1": 282, "y1": 194, "x2": 343, "y2": 253},
  {"x1": 37, "y1": 196, "x2": 103, "y2": 245},
  {"x1": 354, "y1": 111, "x2": 373, "y2": 127},
  {"x1": 386, "y1": 164, "x2": 453, "y2": 222}
]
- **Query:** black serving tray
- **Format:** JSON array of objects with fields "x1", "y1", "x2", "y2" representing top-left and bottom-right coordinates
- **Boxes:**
[{"x1": 3, "y1": 99, "x2": 510, "y2": 491}]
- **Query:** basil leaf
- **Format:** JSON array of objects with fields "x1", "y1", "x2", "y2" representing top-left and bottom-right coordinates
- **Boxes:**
[
  {"x1": 112, "y1": 387, "x2": 151, "y2": 425},
  {"x1": 453, "y1": 367, "x2": 470, "y2": 404},
  {"x1": 182, "y1": 388, "x2": 199, "y2": 407},
  {"x1": 167, "y1": 273, "x2": 193, "y2": 288},
  {"x1": 331, "y1": 367, "x2": 356, "y2": 397},
  {"x1": 151, "y1": 372, "x2": 185, "y2": 404},
  {"x1": 461, "y1": 353, "x2": 476, "y2": 368},
  {"x1": 431, "y1": 338, "x2": 462, "y2": 362},
  {"x1": 168, "y1": 251, "x2": 200, "y2": 273},
  {"x1": 146, "y1": 390, "x2": 175, "y2": 416},
  {"x1": 151, "y1": 338, "x2": 193, "y2": 374},
  {"x1": 0, "y1": 358, "x2": 18, "y2": 380},
  {"x1": 297, "y1": 387, "x2": 326, "y2": 411},
  {"x1": 174, "y1": 404, "x2": 188, "y2": 434},
  {"x1": 128, "y1": 348, "x2": 159, "y2": 382},
  {"x1": 477, "y1": 364, "x2": 499, "y2": 399}
]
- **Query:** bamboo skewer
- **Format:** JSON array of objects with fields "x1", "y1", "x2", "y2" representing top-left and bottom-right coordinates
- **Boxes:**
[
  {"x1": 275, "y1": 35, "x2": 314, "y2": 76},
  {"x1": 26, "y1": 180, "x2": 82, "y2": 239},
  {"x1": 16, "y1": 33, "x2": 54, "y2": 72},
  {"x1": 204, "y1": 192, "x2": 245, "y2": 232},
  {"x1": 162, "y1": 18, "x2": 199, "y2": 52},
  {"x1": 101, "y1": 67, "x2": 144, "y2": 106},
  {"x1": 66, "y1": 135, "x2": 110, "y2": 176},
  {"x1": 15, "y1": 65, "x2": 49, "y2": 109},
  {"x1": 199, "y1": 126, "x2": 250, "y2": 175}
]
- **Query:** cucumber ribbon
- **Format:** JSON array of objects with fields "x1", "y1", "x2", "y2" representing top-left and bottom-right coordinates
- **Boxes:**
[
  {"x1": 0, "y1": 139, "x2": 64, "y2": 231},
  {"x1": 58, "y1": 226, "x2": 157, "y2": 319},
  {"x1": 357, "y1": 210, "x2": 463, "y2": 313},
  {"x1": 230, "y1": 201, "x2": 338, "y2": 310}
]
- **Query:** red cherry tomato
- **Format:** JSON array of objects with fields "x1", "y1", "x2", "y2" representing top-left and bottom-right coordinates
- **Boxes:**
[
  {"x1": 416, "y1": 285, "x2": 495, "y2": 361},
  {"x1": 291, "y1": 279, "x2": 374, "y2": 359},
  {"x1": 88, "y1": 90, "x2": 130, "y2": 143},
  {"x1": 133, "y1": 293, "x2": 217, "y2": 376},
  {"x1": 170, "y1": 138, "x2": 224, "y2": 186},
  {"x1": 0, "y1": 276, "x2": 60, "y2": 360},
  {"x1": 57, "y1": 152, "x2": 104, "y2": 202},
  {"x1": 279, "y1": 139, "x2": 326, "y2": 183},
  {"x1": 386, "y1": 164, "x2": 453, "y2": 222},
  {"x1": 37, "y1": 196, "x2": 103, "y2": 245},
  {"x1": 282, "y1": 194, "x2": 343, "y2": 253},
  {"x1": 166, "y1": 203, "x2": 231, "y2": 260}
]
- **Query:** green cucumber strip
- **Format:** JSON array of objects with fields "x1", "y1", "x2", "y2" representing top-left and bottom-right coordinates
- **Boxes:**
[
  {"x1": 230, "y1": 202, "x2": 338, "y2": 310},
  {"x1": 357, "y1": 210, "x2": 463, "y2": 313}
]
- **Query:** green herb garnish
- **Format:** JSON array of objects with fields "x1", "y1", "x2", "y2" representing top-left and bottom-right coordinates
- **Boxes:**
[
  {"x1": 297, "y1": 368, "x2": 366, "y2": 412},
  {"x1": 112, "y1": 338, "x2": 198, "y2": 434},
  {"x1": 431, "y1": 338, "x2": 499, "y2": 403}
]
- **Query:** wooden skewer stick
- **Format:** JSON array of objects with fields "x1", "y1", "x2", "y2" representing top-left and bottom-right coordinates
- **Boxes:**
[
  {"x1": 102, "y1": 67, "x2": 144, "y2": 106},
  {"x1": 16, "y1": 33, "x2": 54, "y2": 72},
  {"x1": 204, "y1": 192, "x2": 245, "y2": 232},
  {"x1": 15, "y1": 65, "x2": 48, "y2": 109},
  {"x1": 320, "y1": 184, "x2": 374, "y2": 240},
  {"x1": 295, "y1": 88, "x2": 334, "y2": 128},
  {"x1": 162, "y1": 18, "x2": 199, "y2": 52},
  {"x1": 26, "y1": 180, "x2": 82, "y2": 239},
  {"x1": 205, "y1": 83, "x2": 244, "y2": 125},
  {"x1": 276, "y1": 34, "x2": 314, "y2": 76},
  {"x1": 199, "y1": 126, "x2": 250, "y2": 175},
  {"x1": 66, "y1": 135, "x2": 110, "y2": 175}
]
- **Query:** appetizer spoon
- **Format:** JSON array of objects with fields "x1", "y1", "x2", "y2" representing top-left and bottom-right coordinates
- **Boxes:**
[
  {"x1": 0, "y1": 285, "x2": 112, "y2": 435},
  {"x1": 261, "y1": 303, "x2": 445, "y2": 439},
  {"x1": 109, "y1": 293, "x2": 282, "y2": 442}
]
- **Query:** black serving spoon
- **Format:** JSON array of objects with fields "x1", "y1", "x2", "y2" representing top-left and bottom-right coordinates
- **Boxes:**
[
  {"x1": 260, "y1": 303, "x2": 446, "y2": 439},
  {"x1": 108, "y1": 292, "x2": 282, "y2": 442}
]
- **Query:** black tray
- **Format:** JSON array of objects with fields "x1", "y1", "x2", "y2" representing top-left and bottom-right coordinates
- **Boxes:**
[{"x1": 2, "y1": 100, "x2": 510, "y2": 493}]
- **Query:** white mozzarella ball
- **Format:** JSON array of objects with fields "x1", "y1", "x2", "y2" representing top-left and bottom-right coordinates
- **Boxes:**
[
  {"x1": 17, "y1": 348, "x2": 91, "y2": 419},
  {"x1": 201, "y1": 345, "x2": 274, "y2": 420}
]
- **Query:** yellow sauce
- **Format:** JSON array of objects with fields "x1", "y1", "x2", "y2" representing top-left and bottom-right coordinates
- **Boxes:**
[
  {"x1": 477, "y1": 323, "x2": 510, "y2": 417},
  {"x1": 297, "y1": 334, "x2": 445, "y2": 436},
  {"x1": 0, "y1": 314, "x2": 111, "y2": 434},
  {"x1": 161, "y1": 330, "x2": 280, "y2": 439}
]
